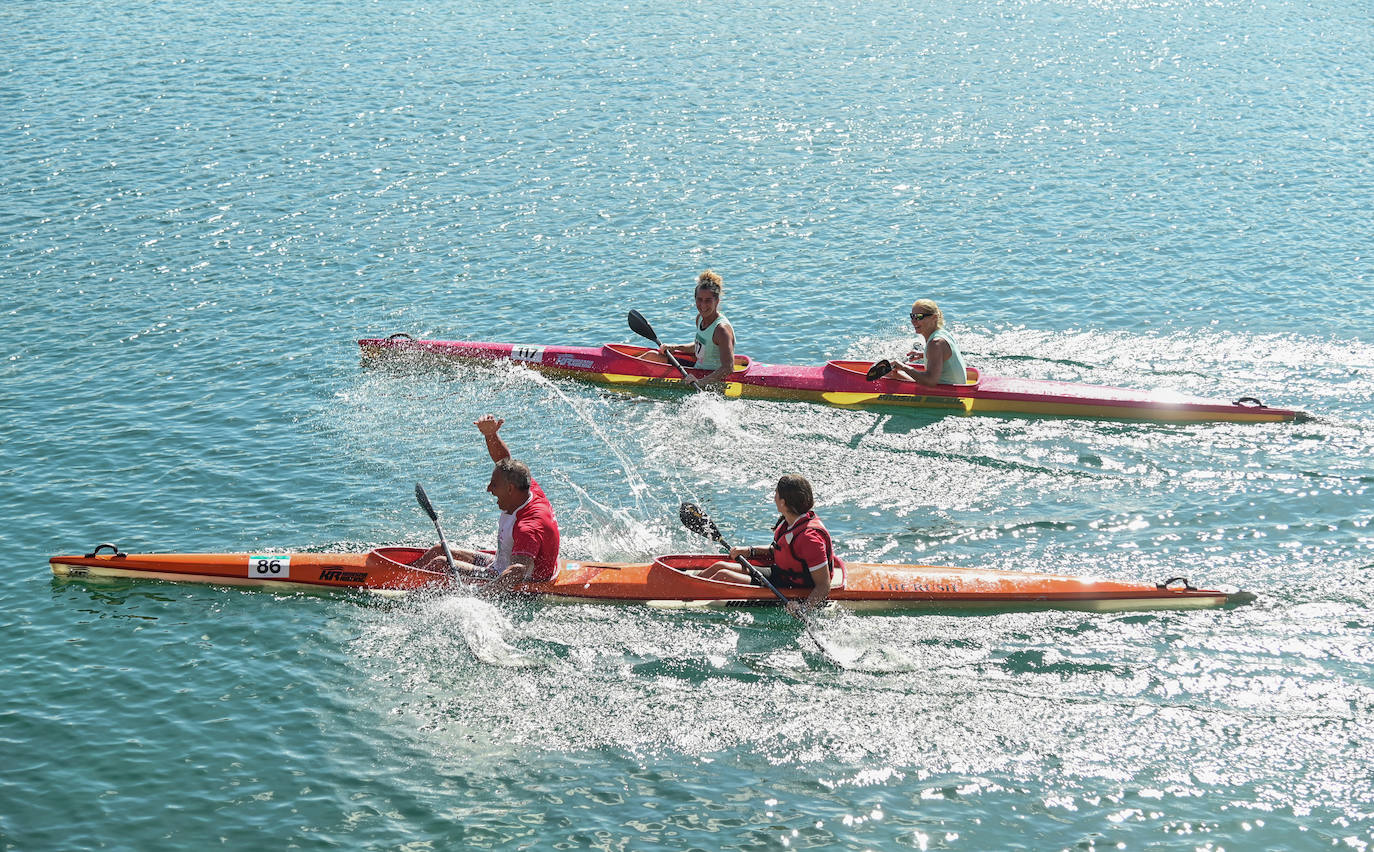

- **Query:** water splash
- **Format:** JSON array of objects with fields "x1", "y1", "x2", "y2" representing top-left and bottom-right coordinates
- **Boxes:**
[{"x1": 432, "y1": 595, "x2": 544, "y2": 668}]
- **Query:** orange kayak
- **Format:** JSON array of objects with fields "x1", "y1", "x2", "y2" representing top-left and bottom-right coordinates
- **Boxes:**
[{"x1": 50, "y1": 545, "x2": 1253, "y2": 612}]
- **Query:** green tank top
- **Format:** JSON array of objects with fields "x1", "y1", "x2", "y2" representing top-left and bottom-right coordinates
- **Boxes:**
[
  {"x1": 927, "y1": 328, "x2": 969, "y2": 384},
  {"x1": 694, "y1": 313, "x2": 732, "y2": 371}
]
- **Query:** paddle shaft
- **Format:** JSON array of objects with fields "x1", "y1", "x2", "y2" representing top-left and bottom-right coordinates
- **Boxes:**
[
  {"x1": 696, "y1": 515, "x2": 838, "y2": 647},
  {"x1": 627, "y1": 310, "x2": 700, "y2": 388},
  {"x1": 730, "y1": 549, "x2": 843, "y2": 662},
  {"x1": 415, "y1": 483, "x2": 459, "y2": 575},
  {"x1": 676, "y1": 501, "x2": 846, "y2": 663},
  {"x1": 732, "y1": 555, "x2": 797, "y2": 608}
]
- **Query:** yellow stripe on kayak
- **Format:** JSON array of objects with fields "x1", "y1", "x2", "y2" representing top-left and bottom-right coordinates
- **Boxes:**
[
  {"x1": 817, "y1": 390, "x2": 975, "y2": 413},
  {"x1": 599, "y1": 372, "x2": 675, "y2": 386},
  {"x1": 598, "y1": 371, "x2": 745, "y2": 398},
  {"x1": 819, "y1": 391, "x2": 884, "y2": 406}
]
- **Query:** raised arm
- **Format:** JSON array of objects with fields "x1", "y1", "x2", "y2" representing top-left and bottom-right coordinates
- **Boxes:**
[{"x1": 474, "y1": 414, "x2": 511, "y2": 462}]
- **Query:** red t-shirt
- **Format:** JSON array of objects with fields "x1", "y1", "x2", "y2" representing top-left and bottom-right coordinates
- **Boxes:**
[
  {"x1": 511, "y1": 479, "x2": 560, "y2": 582},
  {"x1": 770, "y1": 512, "x2": 841, "y2": 589}
]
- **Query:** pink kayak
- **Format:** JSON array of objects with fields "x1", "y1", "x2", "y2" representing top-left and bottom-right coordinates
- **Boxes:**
[{"x1": 358, "y1": 335, "x2": 1301, "y2": 423}]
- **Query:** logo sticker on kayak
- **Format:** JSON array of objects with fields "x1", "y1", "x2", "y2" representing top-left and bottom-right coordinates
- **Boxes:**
[
  {"x1": 319, "y1": 568, "x2": 367, "y2": 583},
  {"x1": 553, "y1": 354, "x2": 594, "y2": 368},
  {"x1": 249, "y1": 554, "x2": 291, "y2": 578},
  {"x1": 510, "y1": 345, "x2": 544, "y2": 363}
]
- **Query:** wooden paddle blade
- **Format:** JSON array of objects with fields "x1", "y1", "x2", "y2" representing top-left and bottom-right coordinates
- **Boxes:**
[
  {"x1": 864, "y1": 359, "x2": 893, "y2": 381},
  {"x1": 678, "y1": 502, "x2": 726, "y2": 545},
  {"x1": 627, "y1": 310, "x2": 661, "y2": 345}
]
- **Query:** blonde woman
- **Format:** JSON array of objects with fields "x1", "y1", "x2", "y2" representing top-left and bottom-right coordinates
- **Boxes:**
[{"x1": 887, "y1": 299, "x2": 969, "y2": 386}]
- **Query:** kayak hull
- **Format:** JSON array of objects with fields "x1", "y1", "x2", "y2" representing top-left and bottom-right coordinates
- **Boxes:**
[
  {"x1": 50, "y1": 548, "x2": 1253, "y2": 612},
  {"x1": 358, "y1": 336, "x2": 1300, "y2": 423}
]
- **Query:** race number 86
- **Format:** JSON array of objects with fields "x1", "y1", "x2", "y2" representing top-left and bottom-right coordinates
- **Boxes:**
[{"x1": 249, "y1": 554, "x2": 291, "y2": 578}]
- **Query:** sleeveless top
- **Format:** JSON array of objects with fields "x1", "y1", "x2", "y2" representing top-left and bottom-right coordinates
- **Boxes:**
[
  {"x1": 927, "y1": 328, "x2": 969, "y2": 385},
  {"x1": 694, "y1": 313, "x2": 732, "y2": 372}
]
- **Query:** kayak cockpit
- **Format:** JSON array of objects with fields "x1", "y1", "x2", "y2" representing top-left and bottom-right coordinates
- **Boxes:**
[
  {"x1": 604, "y1": 343, "x2": 750, "y2": 372},
  {"x1": 653, "y1": 554, "x2": 847, "y2": 590},
  {"x1": 369, "y1": 546, "x2": 428, "y2": 567},
  {"x1": 826, "y1": 359, "x2": 982, "y2": 389}
]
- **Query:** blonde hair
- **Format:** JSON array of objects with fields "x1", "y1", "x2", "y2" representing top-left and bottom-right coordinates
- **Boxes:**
[
  {"x1": 696, "y1": 270, "x2": 723, "y2": 298},
  {"x1": 911, "y1": 299, "x2": 944, "y2": 329}
]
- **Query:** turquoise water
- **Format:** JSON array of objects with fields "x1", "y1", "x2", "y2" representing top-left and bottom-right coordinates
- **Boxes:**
[{"x1": 3, "y1": 0, "x2": 1372, "y2": 848}]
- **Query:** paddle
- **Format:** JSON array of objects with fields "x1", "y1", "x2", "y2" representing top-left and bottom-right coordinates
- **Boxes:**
[
  {"x1": 415, "y1": 483, "x2": 459, "y2": 576},
  {"x1": 627, "y1": 310, "x2": 701, "y2": 389},
  {"x1": 678, "y1": 501, "x2": 844, "y2": 664},
  {"x1": 864, "y1": 359, "x2": 893, "y2": 381}
]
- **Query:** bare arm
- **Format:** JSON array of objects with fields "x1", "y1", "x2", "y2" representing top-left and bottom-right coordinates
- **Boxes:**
[
  {"x1": 890, "y1": 339, "x2": 949, "y2": 387},
  {"x1": 475, "y1": 414, "x2": 511, "y2": 462},
  {"x1": 698, "y1": 323, "x2": 737, "y2": 385},
  {"x1": 727, "y1": 545, "x2": 770, "y2": 561},
  {"x1": 803, "y1": 563, "x2": 832, "y2": 610},
  {"x1": 481, "y1": 553, "x2": 535, "y2": 595},
  {"x1": 657, "y1": 342, "x2": 696, "y2": 359}
]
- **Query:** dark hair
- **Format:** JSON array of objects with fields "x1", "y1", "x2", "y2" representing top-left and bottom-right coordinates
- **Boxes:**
[
  {"x1": 696, "y1": 269, "x2": 723, "y2": 298},
  {"x1": 494, "y1": 458, "x2": 532, "y2": 491},
  {"x1": 775, "y1": 475, "x2": 814, "y2": 515}
]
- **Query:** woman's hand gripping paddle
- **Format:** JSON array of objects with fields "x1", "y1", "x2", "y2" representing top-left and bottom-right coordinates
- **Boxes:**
[
  {"x1": 628, "y1": 310, "x2": 702, "y2": 390},
  {"x1": 678, "y1": 501, "x2": 846, "y2": 666}
]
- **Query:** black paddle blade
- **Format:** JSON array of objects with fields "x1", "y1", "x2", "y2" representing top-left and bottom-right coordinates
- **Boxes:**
[
  {"x1": 627, "y1": 309, "x2": 661, "y2": 345},
  {"x1": 864, "y1": 359, "x2": 893, "y2": 381},
  {"x1": 415, "y1": 483, "x2": 438, "y2": 523},
  {"x1": 678, "y1": 502, "x2": 726, "y2": 546}
]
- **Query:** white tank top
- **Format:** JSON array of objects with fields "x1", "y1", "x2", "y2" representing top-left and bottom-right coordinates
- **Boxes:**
[{"x1": 694, "y1": 313, "x2": 732, "y2": 370}]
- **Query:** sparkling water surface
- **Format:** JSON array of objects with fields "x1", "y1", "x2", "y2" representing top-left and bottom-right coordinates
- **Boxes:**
[{"x1": 3, "y1": 0, "x2": 1372, "y2": 849}]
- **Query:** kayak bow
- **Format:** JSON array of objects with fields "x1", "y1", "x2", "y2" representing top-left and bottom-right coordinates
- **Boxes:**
[
  {"x1": 50, "y1": 545, "x2": 1254, "y2": 612},
  {"x1": 357, "y1": 335, "x2": 1301, "y2": 423}
]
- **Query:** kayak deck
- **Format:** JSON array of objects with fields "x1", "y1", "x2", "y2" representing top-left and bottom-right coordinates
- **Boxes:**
[
  {"x1": 50, "y1": 547, "x2": 1254, "y2": 613},
  {"x1": 358, "y1": 335, "x2": 1301, "y2": 423},
  {"x1": 49, "y1": 546, "x2": 445, "y2": 598}
]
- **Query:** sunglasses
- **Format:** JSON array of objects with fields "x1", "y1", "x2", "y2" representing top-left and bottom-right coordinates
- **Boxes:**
[{"x1": 910, "y1": 312, "x2": 931, "y2": 321}]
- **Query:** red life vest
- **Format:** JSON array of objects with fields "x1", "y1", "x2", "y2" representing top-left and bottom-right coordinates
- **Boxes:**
[{"x1": 768, "y1": 512, "x2": 839, "y2": 589}]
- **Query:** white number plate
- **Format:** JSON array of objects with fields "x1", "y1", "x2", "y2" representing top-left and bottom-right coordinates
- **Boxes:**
[
  {"x1": 510, "y1": 345, "x2": 545, "y2": 363},
  {"x1": 249, "y1": 554, "x2": 291, "y2": 578}
]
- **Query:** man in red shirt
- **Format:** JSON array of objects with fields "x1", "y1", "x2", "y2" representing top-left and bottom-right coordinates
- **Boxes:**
[{"x1": 413, "y1": 415, "x2": 560, "y2": 593}]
